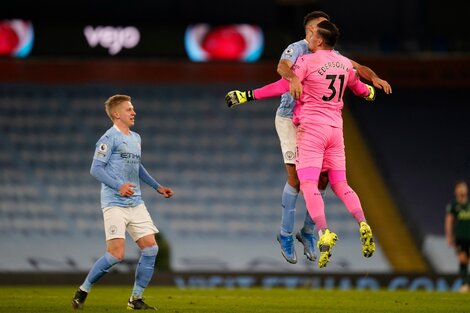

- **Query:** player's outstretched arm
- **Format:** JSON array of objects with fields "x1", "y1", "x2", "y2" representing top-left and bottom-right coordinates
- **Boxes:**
[
  {"x1": 350, "y1": 59, "x2": 392, "y2": 94},
  {"x1": 348, "y1": 72, "x2": 376, "y2": 101},
  {"x1": 225, "y1": 79, "x2": 290, "y2": 108}
]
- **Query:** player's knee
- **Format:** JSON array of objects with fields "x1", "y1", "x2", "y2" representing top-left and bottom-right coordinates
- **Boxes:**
[
  {"x1": 286, "y1": 165, "x2": 300, "y2": 190},
  {"x1": 300, "y1": 179, "x2": 320, "y2": 195},
  {"x1": 288, "y1": 177, "x2": 300, "y2": 191},
  {"x1": 105, "y1": 251, "x2": 123, "y2": 264},
  {"x1": 107, "y1": 248, "x2": 125, "y2": 261},
  {"x1": 141, "y1": 244, "x2": 159, "y2": 257},
  {"x1": 330, "y1": 181, "x2": 349, "y2": 195},
  {"x1": 328, "y1": 170, "x2": 347, "y2": 186},
  {"x1": 112, "y1": 252, "x2": 125, "y2": 262}
]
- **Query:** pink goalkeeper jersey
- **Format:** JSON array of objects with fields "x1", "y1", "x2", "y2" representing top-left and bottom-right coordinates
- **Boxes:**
[{"x1": 291, "y1": 49, "x2": 367, "y2": 128}]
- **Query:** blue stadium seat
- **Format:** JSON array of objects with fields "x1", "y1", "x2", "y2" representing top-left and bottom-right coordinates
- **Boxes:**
[{"x1": 0, "y1": 85, "x2": 390, "y2": 272}]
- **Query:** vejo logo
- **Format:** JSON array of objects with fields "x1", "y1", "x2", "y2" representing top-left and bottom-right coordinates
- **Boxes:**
[{"x1": 84, "y1": 25, "x2": 140, "y2": 55}]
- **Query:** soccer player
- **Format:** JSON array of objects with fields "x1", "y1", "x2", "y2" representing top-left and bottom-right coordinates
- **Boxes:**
[
  {"x1": 72, "y1": 95, "x2": 174, "y2": 310},
  {"x1": 226, "y1": 11, "x2": 391, "y2": 265},
  {"x1": 445, "y1": 180, "x2": 470, "y2": 293},
  {"x1": 226, "y1": 20, "x2": 376, "y2": 268}
]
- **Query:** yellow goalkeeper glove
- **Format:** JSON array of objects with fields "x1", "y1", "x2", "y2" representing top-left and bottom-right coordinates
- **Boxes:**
[
  {"x1": 364, "y1": 84, "x2": 376, "y2": 101},
  {"x1": 225, "y1": 90, "x2": 255, "y2": 108}
]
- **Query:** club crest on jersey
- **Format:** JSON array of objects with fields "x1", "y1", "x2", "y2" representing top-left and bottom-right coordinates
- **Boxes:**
[{"x1": 108, "y1": 225, "x2": 117, "y2": 235}]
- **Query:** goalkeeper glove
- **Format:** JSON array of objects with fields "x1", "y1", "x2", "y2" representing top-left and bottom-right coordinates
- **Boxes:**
[
  {"x1": 364, "y1": 84, "x2": 376, "y2": 101},
  {"x1": 225, "y1": 90, "x2": 255, "y2": 108}
]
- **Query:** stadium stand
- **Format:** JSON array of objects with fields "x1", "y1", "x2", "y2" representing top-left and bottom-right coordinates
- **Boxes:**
[
  {"x1": 347, "y1": 87, "x2": 469, "y2": 273},
  {"x1": 347, "y1": 87, "x2": 468, "y2": 238},
  {"x1": 0, "y1": 84, "x2": 390, "y2": 273}
]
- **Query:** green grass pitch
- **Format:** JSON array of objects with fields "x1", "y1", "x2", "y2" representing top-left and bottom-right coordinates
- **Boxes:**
[{"x1": 0, "y1": 286, "x2": 469, "y2": 312}]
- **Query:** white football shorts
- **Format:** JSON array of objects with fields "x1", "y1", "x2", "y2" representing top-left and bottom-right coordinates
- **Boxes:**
[
  {"x1": 275, "y1": 115, "x2": 297, "y2": 164},
  {"x1": 102, "y1": 203, "x2": 159, "y2": 241}
]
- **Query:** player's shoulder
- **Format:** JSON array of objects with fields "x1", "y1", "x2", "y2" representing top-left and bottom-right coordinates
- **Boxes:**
[
  {"x1": 288, "y1": 39, "x2": 308, "y2": 48},
  {"x1": 295, "y1": 53, "x2": 314, "y2": 64},
  {"x1": 332, "y1": 49, "x2": 352, "y2": 62},
  {"x1": 282, "y1": 39, "x2": 309, "y2": 58},
  {"x1": 98, "y1": 126, "x2": 119, "y2": 142},
  {"x1": 335, "y1": 52, "x2": 354, "y2": 67},
  {"x1": 446, "y1": 201, "x2": 457, "y2": 212}
]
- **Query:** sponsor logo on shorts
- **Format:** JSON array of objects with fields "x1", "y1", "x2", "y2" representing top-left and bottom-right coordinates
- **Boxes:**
[{"x1": 285, "y1": 151, "x2": 295, "y2": 160}]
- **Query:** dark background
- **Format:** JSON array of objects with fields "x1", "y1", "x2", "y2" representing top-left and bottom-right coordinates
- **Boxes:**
[
  {"x1": 2, "y1": 0, "x2": 469, "y2": 58},
  {"x1": 1, "y1": 0, "x2": 470, "y2": 273}
]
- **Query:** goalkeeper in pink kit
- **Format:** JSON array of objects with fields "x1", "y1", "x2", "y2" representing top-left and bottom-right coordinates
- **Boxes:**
[{"x1": 226, "y1": 20, "x2": 376, "y2": 268}]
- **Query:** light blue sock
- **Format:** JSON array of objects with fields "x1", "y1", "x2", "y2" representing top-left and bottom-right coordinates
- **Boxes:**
[
  {"x1": 302, "y1": 211, "x2": 315, "y2": 234},
  {"x1": 80, "y1": 252, "x2": 120, "y2": 292},
  {"x1": 280, "y1": 182, "x2": 298, "y2": 237},
  {"x1": 302, "y1": 188, "x2": 325, "y2": 234},
  {"x1": 132, "y1": 245, "x2": 159, "y2": 299}
]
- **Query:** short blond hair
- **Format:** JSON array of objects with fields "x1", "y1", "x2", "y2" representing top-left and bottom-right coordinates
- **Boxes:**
[{"x1": 104, "y1": 94, "x2": 131, "y2": 121}]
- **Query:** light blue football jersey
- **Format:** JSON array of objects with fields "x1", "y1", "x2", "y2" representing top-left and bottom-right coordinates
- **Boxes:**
[
  {"x1": 276, "y1": 39, "x2": 310, "y2": 118},
  {"x1": 93, "y1": 126, "x2": 144, "y2": 208}
]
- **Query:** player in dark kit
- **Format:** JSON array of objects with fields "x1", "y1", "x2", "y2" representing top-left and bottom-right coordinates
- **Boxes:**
[{"x1": 445, "y1": 180, "x2": 470, "y2": 293}]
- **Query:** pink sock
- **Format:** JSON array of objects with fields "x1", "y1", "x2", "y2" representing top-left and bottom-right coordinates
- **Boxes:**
[
  {"x1": 253, "y1": 78, "x2": 289, "y2": 99},
  {"x1": 330, "y1": 181, "x2": 365, "y2": 223},
  {"x1": 300, "y1": 180, "x2": 327, "y2": 231}
]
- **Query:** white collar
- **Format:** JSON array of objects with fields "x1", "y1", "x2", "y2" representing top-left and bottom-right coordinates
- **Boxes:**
[{"x1": 113, "y1": 124, "x2": 130, "y2": 135}]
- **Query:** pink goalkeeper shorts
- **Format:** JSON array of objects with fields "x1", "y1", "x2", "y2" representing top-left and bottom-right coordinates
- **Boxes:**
[{"x1": 295, "y1": 122, "x2": 346, "y2": 172}]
